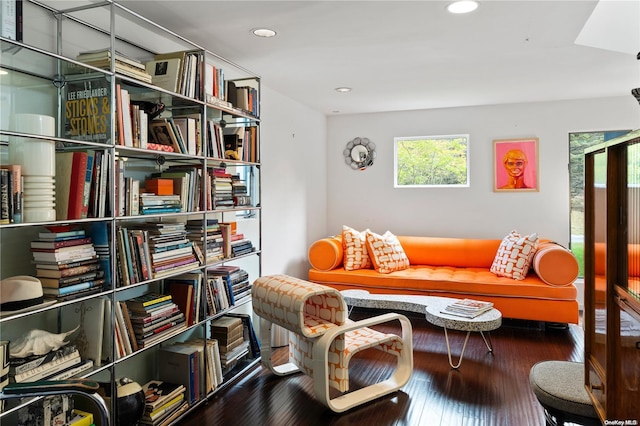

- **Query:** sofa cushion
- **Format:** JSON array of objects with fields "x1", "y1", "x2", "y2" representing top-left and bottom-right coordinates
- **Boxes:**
[
  {"x1": 365, "y1": 230, "x2": 410, "y2": 274},
  {"x1": 308, "y1": 236, "x2": 343, "y2": 271},
  {"x1": 398, "y1": 236, "x2": 502, "y2": 268},
  {"x1": 490, "y1": 230, "x2": 539, "y2": 280},
  {"x1": 532, "y1": 242, "x2": 579, "y2": 286},
  {"x1": 342, "y1": 226, "x2": 373, "y2": 271}
]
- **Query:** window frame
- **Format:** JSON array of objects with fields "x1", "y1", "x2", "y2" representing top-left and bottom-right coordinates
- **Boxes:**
[{"x1": 393, "y1": 133, "x2": 470, "y2": 188}]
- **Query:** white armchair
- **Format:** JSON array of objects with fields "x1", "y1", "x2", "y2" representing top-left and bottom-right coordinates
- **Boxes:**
[{"x1": 252, "y1": 274, "x2": 413, "y2": 413}]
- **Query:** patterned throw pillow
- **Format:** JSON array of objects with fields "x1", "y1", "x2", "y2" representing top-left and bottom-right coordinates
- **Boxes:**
[
  {"x1": 364, "y1": 230, "x2": 410, "y2": 274},
  {"x1": 342, "y1": 226, "x2": 373, "y2": 270},
  {"x1": 490, "y1": 230, "x2": 539, "y2": 280}
]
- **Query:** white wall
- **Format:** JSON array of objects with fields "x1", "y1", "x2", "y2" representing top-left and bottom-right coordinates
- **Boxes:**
[
  {"x1": 326, "y1": 96, "x2": 640, "y2": 245},
  {"x1": 259, "y1": 86, "x2": 327, "y2": 277}
]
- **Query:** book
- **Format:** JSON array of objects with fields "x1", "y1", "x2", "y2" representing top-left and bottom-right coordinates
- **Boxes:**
[
  {"x1": 159, "y1": 345, "x2": 199, "y2": 404},
  {"x1": 36, "y1": 261, "x2": 101, "y2": 278},
  {"x1": 64, "y1": 77, "x2": 111, "y2": 144},
  {"x1": 120, "y1": 301, "x2": 140, "y2": 352},
  {"x1": 38, "y1": 270, "x2": 104, "y2": 288},
  {"x1": 35, "y1": 257, "x2": 99, "y2": 271},
  {"x1": 55, "y1": 151, "x2": 89, "y2": 220},
  {"x1": 41, "y1": 278, "x2": 104, "y2": 296},
  {"x1": 142, "y1": 394, "x2": 185, "y2": 423},
  {"x1": 47, "y1": 359, "x2": 94, "y2": 380},
  {"x1": 173, "y1": 117, "x2": 197, "y2": 155},
  {"x1": 126, "y1": 293, "x2": 173, "y2": 312},
  {"x1": 69, "y1": 409, "x2": 94, "y2": 426},
  {"x1": 141, "y1": 380, "x2": 186, "y2": 412},
  {"x1": 38, "y1": 227, "x2": 86, "y2": 240},
  {"x1": 442, "y1": 298, "x2": 494, "y2": 318},
  {"x1": 9, "y1": 344, "x2": 78, "y2": 376},
  {"x1": 31, "y1": 237, "x2": 92, "y2": 250},
  {"x1": 146, "y1": 58, "x2": 182, "y2": 93},
  {"x1": 31, "y1": 247, "x2": 97, "y2": 262},
  {"x1": 13, "y1": 348, "x2": 81, "y2": 383}
]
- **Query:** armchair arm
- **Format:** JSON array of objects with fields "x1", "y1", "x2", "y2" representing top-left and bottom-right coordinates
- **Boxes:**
[
  {"x1": 0, "y1": 379, "x2": 110, "y2": 425},
  {"x1": 311, "y1": 312, "x2": 413, "y2": 412}
]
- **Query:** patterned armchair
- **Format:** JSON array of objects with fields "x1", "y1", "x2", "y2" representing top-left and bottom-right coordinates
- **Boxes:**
[{"x1": 252, "y1": 274, "x2": 413, "y2": 413}]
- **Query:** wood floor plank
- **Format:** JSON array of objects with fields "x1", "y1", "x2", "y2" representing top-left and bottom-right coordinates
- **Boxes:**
[{"x1": 180, "y1": 309, "x2": 584, "y2": 426}]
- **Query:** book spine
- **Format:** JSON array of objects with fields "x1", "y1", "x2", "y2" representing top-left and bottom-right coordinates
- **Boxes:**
[
  {"x1": 67, "y1": 151, "x2": 89, "y2": 220},
  {"x1": 7, "y1": 164, "x2": 21, "y2": 223},
  {"x1": 47, "y1": 359, "x2": 93, "y2": 381},
  {"x1": 13, "y1": 351, "x2": 81, "y2": 382},
  {"x1": 0, "y1": 169, "x2": 9, "y2": 224},
  {"x1": 81, "y1": 151, "x2": 94, "y2": 218}
]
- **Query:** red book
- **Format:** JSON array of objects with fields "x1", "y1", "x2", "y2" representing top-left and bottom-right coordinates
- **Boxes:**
[
  {"x1": 55, "y1": 151, "x2": 88, "y2": 220},
  {"x1": 168, "y1": 281, "x2": 194, "y2": 326}
]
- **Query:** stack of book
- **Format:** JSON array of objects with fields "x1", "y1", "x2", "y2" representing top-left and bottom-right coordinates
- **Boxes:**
[
  {"x1": 9, "y1": 344, "x2": 93, "y2": 384},
  {"x1": 442, "y1": 298, "x2": 494, "y2": 318},
  {"x1": 32, "y1": 227, "x2": 105, "y2": 301},
  {"x1": 210, "y1": 316, "x2": 250, "y2": 372},
  {"x1": 158, "y1": 344, "x2": 200, "y2": 404},
  {"x1": 125, "y1": 293, "x2": 187, "y2": 350},
  {"x1": 166, "y1": 272, "x2": 203, "y2": 327},
  {"x1": 208, "y1": 266, "x2": 251, "y2": 304},
  {"x1": 210, "y1": 169, "x2": 234, "y2": 209},
  {"x1": 139, "y1": 193, "x2": 182, "y2": 215},
  {"x1": 204, "y1": 275, "x2": 231, "y2": 315},
  {"x1": 231, "y1": 175, "x2": 251, "y2": 207},
  {"x1": 139, "y1": 380, "x2": 189, "y2": 426},
  {"x1": 115, "y1": 222, "x2": 201, "y2": 285},
  {"x1": 185, "y1": 219, "x2": 223, "y2": 263},
  {"x1": 76, "y1": 49, "x2": 153, "y2": 83}
]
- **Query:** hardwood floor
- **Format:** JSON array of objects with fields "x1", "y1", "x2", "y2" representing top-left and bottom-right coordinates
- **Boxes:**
[{"x1": 180, "y1": 309, "x2": 585, "y2": 426}]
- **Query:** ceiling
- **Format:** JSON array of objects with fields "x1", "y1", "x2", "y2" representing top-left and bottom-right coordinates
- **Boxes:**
[{"x1": 119, "y1": 0, "x2": 639, "y2": 115}]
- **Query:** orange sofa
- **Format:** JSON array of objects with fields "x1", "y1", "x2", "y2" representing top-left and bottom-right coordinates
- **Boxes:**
[{"x1": 308, "y1": 235, "x2": 580, "y2": 324}]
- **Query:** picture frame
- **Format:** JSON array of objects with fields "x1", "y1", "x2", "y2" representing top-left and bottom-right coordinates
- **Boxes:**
[{"x1": 493, "y1": 138, "x2": 539, "y2": 191}]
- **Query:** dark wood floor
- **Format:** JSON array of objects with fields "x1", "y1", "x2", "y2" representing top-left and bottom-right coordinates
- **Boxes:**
[{"x1": 180, "y1": 308, "x2": 585, "y2": 426}]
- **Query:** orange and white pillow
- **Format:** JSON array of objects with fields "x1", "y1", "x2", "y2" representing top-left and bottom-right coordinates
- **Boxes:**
[
  {"x1": 342, "y1": 226, "x2": 372, "y2": 270},
  {"x1": 490, "y1": 230, "x2": 539, "y2": 280},
  {"x1": 365, "y1": 230, "x2": 410, "y2": 274}
]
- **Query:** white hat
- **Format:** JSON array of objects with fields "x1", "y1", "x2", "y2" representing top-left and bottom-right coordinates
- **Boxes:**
[{"x1": 0, "y1": 276, "x2": 56, "y2": 317}]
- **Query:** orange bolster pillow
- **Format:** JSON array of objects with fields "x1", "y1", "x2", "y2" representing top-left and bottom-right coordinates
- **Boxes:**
[
  {"x1": 308, "y1": 237, "x2": 343, "y2": 271},
  {"x1": 532, "y1": 242, "x2": 579, "y2": 286}
]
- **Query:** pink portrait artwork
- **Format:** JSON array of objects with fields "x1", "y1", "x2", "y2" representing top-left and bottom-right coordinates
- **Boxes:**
[{"x1": 493, "y1": 138, "x2": 539, "y2": 191}]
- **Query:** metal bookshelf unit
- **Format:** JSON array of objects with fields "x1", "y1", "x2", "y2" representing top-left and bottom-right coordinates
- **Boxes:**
[{"x1": 0, "y1": 1, "x2": 262, "y2": 424}]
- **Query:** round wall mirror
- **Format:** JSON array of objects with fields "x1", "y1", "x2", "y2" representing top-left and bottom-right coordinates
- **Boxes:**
[{"x1": 344, "y1": 137, "x2": 376, "y2": 170}]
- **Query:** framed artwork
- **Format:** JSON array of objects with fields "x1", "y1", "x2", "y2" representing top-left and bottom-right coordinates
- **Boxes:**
[{"x1": 493, "y1": 138, "x2": 539, "y2": 191}]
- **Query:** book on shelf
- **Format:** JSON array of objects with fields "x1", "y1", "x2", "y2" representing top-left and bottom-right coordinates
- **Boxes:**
[
  {"x1": 36, "y1": 262, "x2": 101, "y2": 279},
  {"x1": 126, "y1": 292, "x2": 173, "y2": 312},
  {"x1": 141, "y1": 380, "x2": 186, "y2": 412},
  {"x1": 158, "y1": 345, "x2": 199, "y2": 404},
  {"x1": 136, "y1": 321, "x2": 187, "y2": 349},
  {"x1": 30, "y1": 237, "x2": 92, "y2": 250},
  {"x1": 76, "y1": 48, "x2": 152, "y2": 83},
  {"x1": 166, "y1": 273, "x2": 202, "y2": 326},
  {"x1": 31, "y1": 246, "x2": 97, "y2": 263},
  {"x1": 52, "y1": 286, "x2": 103, "y2": 302},
  {"x1": 41, "y1": 278, "x2": 105, "y2": 297},
  {"x1": 38, "y1": 227, "x2": 86, "y2": 241},
  {"x1": 139, "y1": 400, "x2": 189, "y2": 426},
  {"x1": 129, "y1": 303, "x2": 180, "y2": 324},
  {"x1": 114, "y1": 300, "x2": 134, "y2": 355},
  {"x1": 442, "y1": 298, "x2": 494, "y2": 318},
  {"x1": 149, "y1": 119, "x2": 183, "y2": 153},
  {"x1": 9, "y1": 344, "x2": 78, "y2": 376},
  {"x1": 13, "y1": 348, "x2": 81, "y2": 383},
  {"x1": 55, "y1": 151, "x2": 90, "y2": 220},
  {"x1": 145, "y1": 58, "x2": 182, "y2": 93},
  {"x1": 38, "y1": 270, "x2": 104, "y2": 288},
  {"x1": 64, "y1": 77, "x2": 111, "y2": 144},
  {"x1": 141, "y1": 393, "x2": 185, "y2": 424},
  {"x1": 225, "y1": 312, "x2": 261, "y2": 358},
  {"x1": 135, "y1": 312, "x2": 185, "y2": 338},
  {"x1": 47, "y1": 359, "x2": 94, "y2": 381},
  {"x1": 35, "y1": 257, "x2": 100, "y2": 271}
]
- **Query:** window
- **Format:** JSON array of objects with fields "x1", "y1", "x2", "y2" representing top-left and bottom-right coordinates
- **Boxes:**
[
  {"x1": 568, "y1": 130, "x2": 630, "y2": 277},
  {"x1": 394, "y1": 134, "x2": 469, "y2": 187}
]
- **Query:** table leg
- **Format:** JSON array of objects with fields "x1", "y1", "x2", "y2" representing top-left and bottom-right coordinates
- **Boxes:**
[
  {"x1": 480, "y1": 331, "x2": 494, "y2": 353},
  {"x1": 443, "y1": 327, "x2": 471, "y2": 369}
]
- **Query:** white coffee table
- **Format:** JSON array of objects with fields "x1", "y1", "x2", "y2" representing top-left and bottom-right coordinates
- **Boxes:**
[
  {"x1": 340, "y1": 289, "x2": 502, "y2": 369},
  {"x1": 424, "y1": 298, "x2": 502, "y2": 369}
]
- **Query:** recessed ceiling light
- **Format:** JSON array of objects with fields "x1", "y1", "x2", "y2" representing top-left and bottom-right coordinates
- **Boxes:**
[
  {"x1": 335, "y1": 87, "x2": 352, "y2": 93},
  {"x1": 252, "y1": 28, "x2": 276, "y2": 38},
  {"x1": 447, "y1": 1, "x2": 479, "y2": 14}
]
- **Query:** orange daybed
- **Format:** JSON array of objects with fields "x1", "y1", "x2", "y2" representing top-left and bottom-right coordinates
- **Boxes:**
[{"x1": 308, "y1": 235, "x2": 580, "y2": 325}]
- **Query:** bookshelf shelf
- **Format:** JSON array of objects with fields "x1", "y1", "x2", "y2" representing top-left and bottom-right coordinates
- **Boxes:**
[{"x1": 0, "y1": 1, "x2": 261, "y2": 424}]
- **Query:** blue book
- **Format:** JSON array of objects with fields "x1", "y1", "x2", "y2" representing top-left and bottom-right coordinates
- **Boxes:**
[{"x1": 42, "y1": 279, "x2": 104, "y2": 296}]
